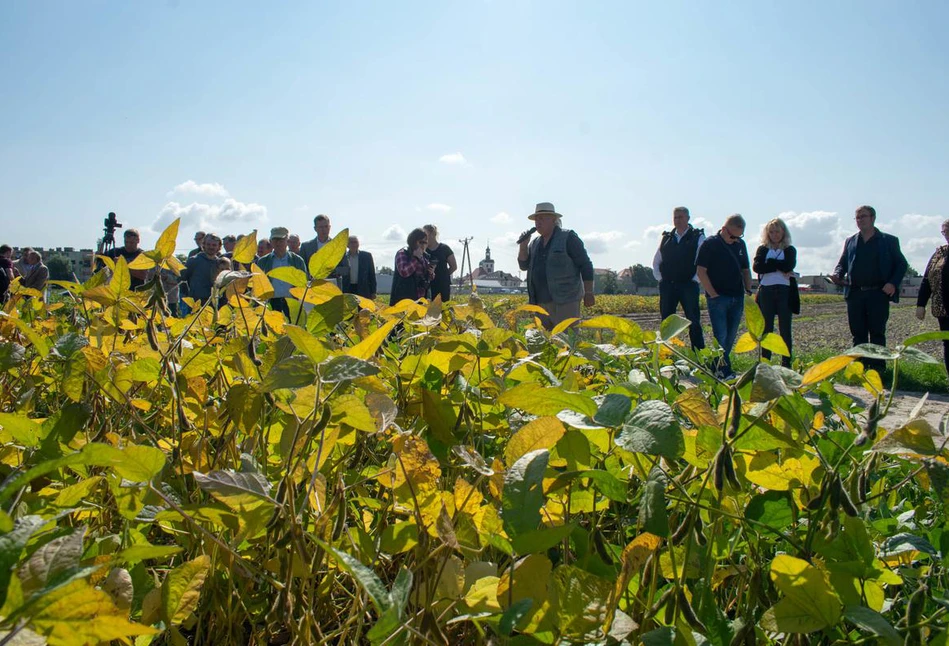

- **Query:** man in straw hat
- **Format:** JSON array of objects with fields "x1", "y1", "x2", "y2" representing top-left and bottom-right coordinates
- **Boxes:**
[{"x1": 517, "y1": 202, "x2": 595, "y2": 330}]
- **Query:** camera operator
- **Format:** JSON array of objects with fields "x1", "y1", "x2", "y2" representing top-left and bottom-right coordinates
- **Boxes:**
[{"x1": 98, "y1": 228, "x2": 147, "y2": 289}]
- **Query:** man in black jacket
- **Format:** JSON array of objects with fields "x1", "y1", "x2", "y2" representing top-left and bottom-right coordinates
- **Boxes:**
[
  {"x1": 345, "y1": 236, "x2": 377, "y2": 299},
  {"x1": 652, "y1": 207, "x2": 705, "y2": 350},
  {"x1": 831, "y1": 205, "x2": 907, "y2": 371}
]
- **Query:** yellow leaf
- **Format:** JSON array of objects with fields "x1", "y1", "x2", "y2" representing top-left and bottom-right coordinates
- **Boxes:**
[
  {"x1": 283, "y1": 324, "x2": 328, "y2": 364},
  {"x1": 232, "y1": 231, "x2": 258, "y2": 265},
  {"x1": 161, "y1": 555, "x2": 211, "y2": 625},
  {"x1": 765, "y1": 555, "x2": 841, "y2": 633},
  {"x1": 465, "y1": 575, "x2": 502, "y2": 612},
  {"x1": 349, "y1": 319, "x2": 397, "y2": 360},
  {"x1": 739, "y1": 452, "x2": 821, "y2": 491},
  {"x1": 308, "y1": 228, "x2": 349, "y2": 279},
  {"x1": 499, "y1": 383, "x2": 598, "y2": 418},
  {"x1": 268, "y1": 266, "x2": 308, "y2": 289},
  {"x1": 127, "y1": 254, "x2": 155, "y2": 271},
  {"x1": 164, "y1": 254, "x2": 186, "y2": 273},
  {"x1": 249, "y1": 265, "x2": 274, "y2": 300},
  {"x1": 290, "y1": 280, "x2": 343, "y2": 305},
  {"x1": 604, "y1": 532, "x2": 661, "y2": 631},
  {"x1": 675, "y1": 388, "x2": 719, "y2": 427},
  {"x1": 28, "y1": 579, "x2": 158, "y2": 644},
  {"x1": 154, "y1": 217, "x2": 180, "y2": 259},
  {"x1": 801, "y1": 355, "x2": 856, "y2": 387},
  {"x1": 733, "y1": 332, "x2": 758, "y2": 354},
  {"x1": 504, "y1": 417, "x2": 566, "y2": 466},
  {"x1": 110, "y1": 257, "x2": 131, "y2": 296},
  {"x1": 863, "y1": 369, "x2": 884, "y2": 396},
  {"x1": 761, "y1": 332, "x2": 790, "y2": 357},
  {"x1": 550, "y1": 317, "x2": 579, "y2": 335},
  {"x1": 496, "y1": 554, "x2": 554, "y2": 634}
]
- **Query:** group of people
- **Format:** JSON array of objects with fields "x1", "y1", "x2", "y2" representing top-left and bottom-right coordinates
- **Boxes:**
[
  {"x1": 518, "y1": 202, "x2": 913, "y2": 379},
  {"x1": 0, "y1": 245, "x2": 49, "y2": 302},
  {"x1": 92, "y1": 214, "x2": 459, "y2": 318}
]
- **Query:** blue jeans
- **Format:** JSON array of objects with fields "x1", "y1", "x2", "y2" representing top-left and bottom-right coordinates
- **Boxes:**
[{"x1": 706, "y1": 294, "x2": 744, "y2": 374}]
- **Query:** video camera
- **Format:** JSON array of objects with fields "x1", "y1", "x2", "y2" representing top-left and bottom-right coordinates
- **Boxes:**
[{"x1": 102, "y1": 212, "x2": 123, "y2": 246}]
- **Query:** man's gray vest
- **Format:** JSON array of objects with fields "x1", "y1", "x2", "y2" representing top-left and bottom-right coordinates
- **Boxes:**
[{"x1": 527, "y1": 228, "x2": 584, "y2": 304}]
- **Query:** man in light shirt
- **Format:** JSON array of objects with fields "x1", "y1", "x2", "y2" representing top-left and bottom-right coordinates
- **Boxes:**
[
  {"x1": 256, "y1": 227, "x2": 307, "y2": 317},
  {"x1": 652, "y1": 206, "x2": 705, "y2": 350}
]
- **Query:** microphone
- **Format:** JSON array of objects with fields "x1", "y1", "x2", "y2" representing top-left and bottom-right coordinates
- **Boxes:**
[{"x1": 517, "y1": 227, "x2": 536, "y2": 244}]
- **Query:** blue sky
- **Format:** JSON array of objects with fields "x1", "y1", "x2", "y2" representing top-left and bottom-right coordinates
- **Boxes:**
[{"x1": 2, "y1": 1, "x2": 947, "y2": 276}]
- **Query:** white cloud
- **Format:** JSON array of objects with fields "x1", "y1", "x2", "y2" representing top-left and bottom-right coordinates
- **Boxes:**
[
  {"x1": 383, "y1": 225, "x2": 406, "y2": 241},
  {"x1": 582, "y1": 231, "x2": 625, "y2": 255},
  {"x1": 426, "y1": 203, "x2": 452, "y2": 213},
  {"x1": 438, "y1": 152, "x2": 467, "y2": 165},
  {"x1": 491, "y1": 211, "x2": 511, "y2": 224},
  {"x1": 152, "y1": 198, "x2": 267, "y2": 234},
  {"x1": 168, "y1": 180, "x2": 230, "y2": 199}
]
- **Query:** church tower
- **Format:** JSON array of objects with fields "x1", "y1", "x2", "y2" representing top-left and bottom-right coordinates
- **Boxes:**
[{"x1": 479, "y1": 242, "x2": 495, "y2": 274}]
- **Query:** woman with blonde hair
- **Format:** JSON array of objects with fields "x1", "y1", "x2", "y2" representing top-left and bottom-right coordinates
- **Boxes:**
[{"x1": 752, "y1": 218, "x2": 797, "y2": 367}]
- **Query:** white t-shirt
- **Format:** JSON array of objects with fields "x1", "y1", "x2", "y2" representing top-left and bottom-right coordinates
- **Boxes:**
[{"x1": 759, "y1": 248, "x2": 791, "y2": 286}]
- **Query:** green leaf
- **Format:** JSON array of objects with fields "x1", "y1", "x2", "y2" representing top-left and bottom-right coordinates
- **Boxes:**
[
  {"x1": 761, "y1": 332, "x2": 790, "y2": 357},
  {"x1": 546, "y1": 470, "x2": 627, "y2": 502},
  {"x1": 161, "y1": 555, "x2": 211, "y2": 625},
  {"x1": 193, "y1": 470, "x2": 276, "y2": 510},
  {"x1": 659, "y1": 314, "x2": 691, "y2": 342},
  {"x1": 320, "y1": 543, "x2": 390, "y2": 614},
  {"x1": 127, "y1": 358, "x2": 161, "y2": 382},
  {"x1": 640, "y1": 626, "x2": 675, "y2": 646},
  {"x1": 499, "y1": 598, "x2": 533, "y2": 635},
  {"x1": 552, "y1": 565, "x2": 612, "y2": 638},
  {"x1": 903, "y1": 330, "x2": 949, "y2": 347},
  {"x1": 319, "y1": 355, "x2": 380, "y2": 383},
  {"x1": 499, "y1": 383, "x2": 598, "y2": 418},
  {"x1": 511, "y1": 523, "x2": 577, "y2": 555},
  {"x1": 750, "y1": 362, "x2": 791, "y2": 402},
  {"x1": 118, "y1": 544, "x2": 184, "y2": 565},
  {"x1": 225, "y1": 383, "x2": 264, "y2": 434},
  {"x1": 501, "y1": 449, "x2": 549, "y2": 539},
  {"x1": 17, "y1": 528, "x2": 85, "y2": 595},
  {"x1": 881, "y1": 532, "x2": 938, "y2": 559},
  {"x1": 900, "y1": 346, "x2": 941, "y2": 364},
  {"x1": 843, "y1": 606, "x2": 901, "y2": 646},
  {"x1": 0, "y1": 413, "x2": 41, "y2": 447},
  {"x1": 308, "y1": 228, "x2": 349, "y2": 279},
  {"x1": 0, "y1": 516, "x2": 45, "y2": 607},
  {"x1": 744, "y1": 298, "x2": 765, "y2": 340},
  {"x1": 592, "y1": 393, "x2": 632, "y2": 427},
  {"x1": 615, "y1": 401, "x2": 683, "y2": 459},
  {"x1": 262, "y1": 356, "x2": 317, "y2": 391},
  {"x1": 638, "y1": 467, "x2": 669, "y2": 538},
  {"x1": 846, "y1": 343, "x2": 898, "y2": 361},
  {"x1": 0, "y1": 342, "x2": 26, "y2": 370},
  {"x1": 745, "y1": 491, "x2": 794, "y2": 530}
]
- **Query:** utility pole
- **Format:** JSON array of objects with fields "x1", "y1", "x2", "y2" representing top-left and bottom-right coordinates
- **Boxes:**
[{"x1": 457, "y1": 237, "x2": 474, "y2": 293}]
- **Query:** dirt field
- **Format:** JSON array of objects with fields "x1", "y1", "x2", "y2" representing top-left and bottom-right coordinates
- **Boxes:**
[{"x1": 626, "y1": 299, "x2": 948, "y2": 362}]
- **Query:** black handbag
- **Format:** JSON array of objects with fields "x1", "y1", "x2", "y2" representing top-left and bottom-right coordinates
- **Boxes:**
[{"x1": 789, "y1": 276, "x2": 801, "y2": 315}]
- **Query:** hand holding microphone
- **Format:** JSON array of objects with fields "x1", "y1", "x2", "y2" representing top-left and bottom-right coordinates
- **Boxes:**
[{"x1": 517, "y1": 226, "x2": 537, "y2": 244}]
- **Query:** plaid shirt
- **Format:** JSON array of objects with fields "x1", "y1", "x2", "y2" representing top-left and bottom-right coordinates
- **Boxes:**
[{"x1": 394, "y1": 249, "x2": 431, "y2": 299}]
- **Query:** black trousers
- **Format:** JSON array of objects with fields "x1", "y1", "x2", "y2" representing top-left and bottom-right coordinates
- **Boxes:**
[
  {"x1": 659, "y1": 280, "x2": 705, "y2": 350},
  {"x1": 846, "y1": 289, "x2": 890, "y2": 371},
  {"x1": 758, "y1": 285, "x2": 793, "y2": 367},
  {"x1": 939, "y1": 316, "x2": 949, "y2": 377},
  {"x1": 269, "y1": 297, "x2": 290, "y2": 318}
]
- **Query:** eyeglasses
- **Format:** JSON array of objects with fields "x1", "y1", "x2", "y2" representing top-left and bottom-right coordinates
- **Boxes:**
[{"x1": 725, "y1": 229, "x2": 744, "y2": 240}]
